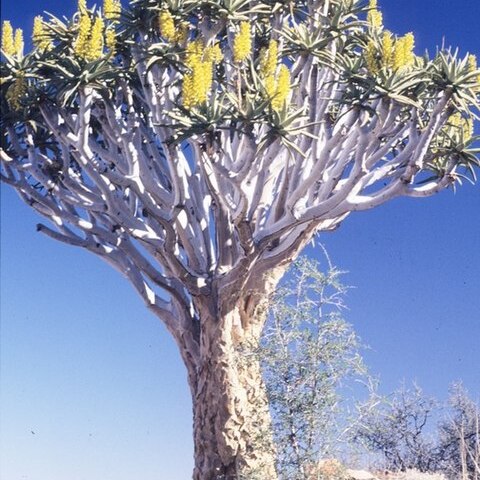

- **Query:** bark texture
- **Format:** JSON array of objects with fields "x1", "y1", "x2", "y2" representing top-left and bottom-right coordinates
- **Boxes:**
[{"x1": 190, "y1": 268, "x2": 286, "y2": 480}]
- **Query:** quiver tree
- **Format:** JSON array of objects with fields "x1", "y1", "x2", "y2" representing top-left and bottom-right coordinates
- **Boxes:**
[{"x1": 1, "y1": 0, "x2": 479, "y2": 478}]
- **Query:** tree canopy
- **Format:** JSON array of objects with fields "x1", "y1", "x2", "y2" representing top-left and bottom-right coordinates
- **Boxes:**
[{"x1": 1, "y1": 2, "x2": 479, "y2": 325}]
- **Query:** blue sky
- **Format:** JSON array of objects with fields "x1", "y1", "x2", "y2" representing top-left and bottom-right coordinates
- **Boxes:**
[{"x1": 1, "y1": 1, "x2": 479, "y2": 479}]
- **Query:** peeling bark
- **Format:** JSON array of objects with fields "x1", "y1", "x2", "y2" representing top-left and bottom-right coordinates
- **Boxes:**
[
  {"x1": 189, "y1": 269, "x2": 286, "y2": 480},
  {"x1": 192, "y1": 318, "x2": 276, "y2": 479}
]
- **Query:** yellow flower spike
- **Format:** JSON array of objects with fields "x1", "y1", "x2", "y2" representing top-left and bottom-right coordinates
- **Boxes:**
[
  {"x1": 449, "y1": 112, "x2": 462, "y2": 128},
  {"x1": 467, "y1": 54, "x2": 480, "y2": 86},
  {"x1": 185, "y1": 39, "x2": 204, "y2": 68},
  {"x1": 32, "y1": 16, "x2": 52, "y2": 51},
  {"x1": 463, "y1": 118, "x2": 474, "y2": 142},
  {"x1": 367, "y1": 0, "x2": 383, "y2": 29},
  {"x1": 74, "y1": 11, "x2": 92, "y2": 59},
  {"x1": 106, "y1": 28, "x2": 116, "y2": 54},
  {"x1": 175, "y1": 22, "x2": 189, "y2": 45},
  {"x1": 14, "y1": 28, "x2": 24, "y2": 57},
  {"x1": 233, "y1": 22, "x2": 251, "y2": 63},
  {"x1": 272, "y1": 64, "x2": 291, "y2": 111},
  {"x1": 204, "y1": 44, "x2": 223, "y2": 64},
  {"x1": 158, "y1": 10, "x2": 176, "y2": 43},
  {"x1": 2, "y1": 21, "x2": 15, "y2": 56},
  {"x1": 183, "y1": 62, "x2": 212, "y2": 109},
  {"x1": 182, "y1": 73, "x2": 195, "y2": 109},
  {"x1": 381, "y1": 31, "x2": 394, "y2": 68},
  {"x1": 393, "y1": 37, "x2": 404, "y2": 70},
  {"x1": 260, "y1": 40, "x2": 278, "y2": 78},
  {"x1": 403, "y1": 32, "x2": 415, "y2": 65},
  {"x1": 78, "y1": 0, "x2": 87, "y2": 13},
  {"x1": 87, "y1": 16, "x2": 105, "y2": 60},
  {"x1": 104, "y1": 0, "x2": 121, "y2": 21},
  {"x1": 468, "y1": 54, "x2": 477, "y2": 72},
  {"x1": 365, "y1": 39, "x2": 379, "y2": 75},
  {"x1": 182, "y1": 39, "x2": 215, "y2": 109},
  {"x1": 448, "y1": 113, "x2": 474, "y2": 143},
  {"x1": 196, "y1": 61, "x2": 213, "y2": 101},
  {"x1": 6, "y1": 76, "x2": 27, "y2": 111},
  {"x1": 264, "y1": 75, "x2": 276, "y2": 99},
  {"x1": 393, "y1": 33, "x2": 415, "y2": 71},
  {"x1": 32, "y1": 16, "x2": 43, "y2": 46}
]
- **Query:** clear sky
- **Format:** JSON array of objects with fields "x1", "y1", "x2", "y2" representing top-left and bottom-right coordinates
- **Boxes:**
[{"x1": 1, "y1": 1, "x2": 479, "y2": 479}]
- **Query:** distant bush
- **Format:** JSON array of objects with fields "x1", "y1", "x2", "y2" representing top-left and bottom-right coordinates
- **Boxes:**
[
  {"x1": 436, "y1": 384, "x2": 480, "y2": 479},
  {"x1": 353, "y1": 383, "x2": 438, "y2": 472},
  {"x1": 354, "y1": 383, "x2": 480, "y2": 479}
]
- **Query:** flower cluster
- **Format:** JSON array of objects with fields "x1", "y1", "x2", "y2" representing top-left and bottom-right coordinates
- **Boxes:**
[
  {"x1": 260, "y1": 40, "x2": 278, "y2": 98},
  {"x1": 106, "y1": 28, "x2": 116, "y2": 53},
  {"x1": 258, "y1": 40, "x2": 291, "y2": 111},
  {"x1": 5, "y1": 76, "x2": 27, "y2": 110},
  {"x1": 2, "y1": 21, "x2": 23, "y2": 57},
  {"x1": 32, "y1": 16, "x2": 52, "y2": 51},
  {"x1": 365, "y1": 31, "x2": 415, "y2": 74},
  {"x1": 367, "y1": 0, "x2": 383, "y2": 29},
  {"x1": 431, "y1": 112, "x2": 474, "y2": 159},
  {"x1": 233, "y1": 22, "x2": 251, "y2": 63},
  {"x1": 158, "y1": 10, "x2": 176, "y2": 42},
  {"x1": 157, "y1": 9, "x2": 188, "y2": 45},
  {"x1": 182, "y1": 40, "x2": 223, "y2": 109},
  {"x1": 104, "y1": 0, "x2": 121, "y2": 21},
  {"x1": 393, "y1": 33, "x2": 415, "y2": 71},
  {"x1": 89, "y1": 16, "x2": 105, "y2": 59},
  {"x1": 468, "y1": 54, "x2": 480, "y2": 86},
  {"x1": 74, "y1": 0, "x2": 108, "y2": 61},
  {"x1": 448, "y1": 113, "x2": 474, "y2": 142},
  {"x1": 74, "y1": 8, "x2": 93, "y2": 58},
  {"x1": 271, "y1": 65, "x2": 291, "y2": 111}
]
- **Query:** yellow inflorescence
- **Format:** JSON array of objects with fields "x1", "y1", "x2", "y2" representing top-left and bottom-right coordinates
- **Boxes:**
[
  {"x1": 32, "y1": 16, "x2": 52, "y2": 51},
  {"x1": 464, "y1": 118, "x2": 474, "y2": 142},
  {"x1": 106, "y1": 28, "x2": 116, "y2": 53},
  {"x1": 74, "y1": 0, "x2": 107, "y2": 62},
  {"x1": 158, "y1": 10, "x2": 176, "y2": 43},
  {"x1": 175, "y1": 22, "x2": 189, "y2": 45},
  {"x1": 264, "y1": 75, "x2": 276, "y2": 99},
  {"x1": 182, "y1": 39, "x2": 223, "y2": 109},
  {"x1": 104, "y1": 0, "x2": 121, "y2": 21},
  {"x1": 78, "y1": 0, "x2": 87, "y2": 13},
  {"x1": 467, "y1": 54, "x2": 480, "y2": 86},
  {"x1": 2, "y1": 21, "x2": 16, "y2": 55},
  {"x1": 364, "y1": 39, "x2": 378, "y2": 75},
  {"x1": 367, "y1": 0, "x2": 383, "y2": 29},
  {"x1": 381, "y1": 31, "x2": 394, "y2": 68},
  {"x1": 204, "y1": 43, "x2": 223, "y2": 64},
  {"x1": 393, "y1": 33, "x2": 415, "y2": 71},
  {"x1": 185, "y1": 39, "x2": 204, "y2": 69},
  {"x1": 448, "y1": 113, "x2": 474, "y2": 143},
  {"x1": 6, "y1": 76, "x2": 27, "y2": 110},
  {"x1": 88, "y1": 16, "x2": 105, "y2": 60},
  {"x1": 260, "y1": 40, "x2": 278, "y2": 78},
  {"x1": 365, "y1": 31, "x2": 416, "y2": 74},
  {"x1": 14, "y1": 28, "x2": 24, "y2": 57},
  {"x1": 233, "y1": 22, "x2": 252, "y2": 63},
  {"x1": 74, "y1": 10, "x2": 93, "y2": 58},
  {"x1": 259, "y1": 40, "x2": 278, "y2": 99},
  {"x1": 271, "y1": 64, "x2": 291, "y2": 111},
  {"x1": 468, "y1": 54, "x2": 477, "y2": 72},
  {"x1": 258, "y1": 40, "x2": 291, "y2": 111}
]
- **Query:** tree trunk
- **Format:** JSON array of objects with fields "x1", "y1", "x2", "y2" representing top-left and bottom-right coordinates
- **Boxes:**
[{"x1": 190, "y1": 272, "x2": 284, "y2": 480}]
